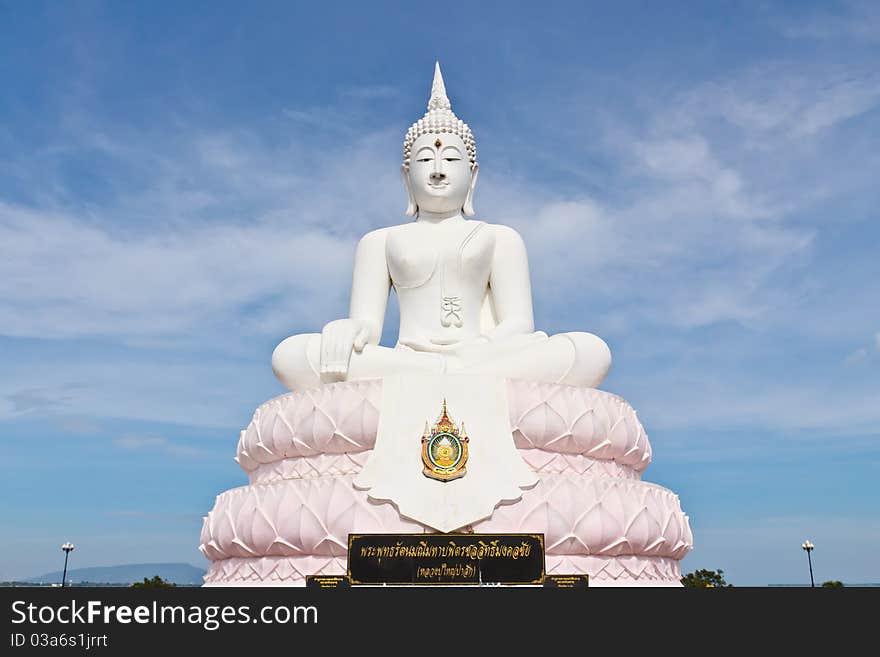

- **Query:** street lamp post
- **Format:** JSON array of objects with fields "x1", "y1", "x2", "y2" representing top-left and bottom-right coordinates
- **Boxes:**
[
  {"x1": 60, "y1": 542, "x2": 75, "y2": 588},
  {"x1": 801, "y1": 540, "x2": 815, "y2": 588}
]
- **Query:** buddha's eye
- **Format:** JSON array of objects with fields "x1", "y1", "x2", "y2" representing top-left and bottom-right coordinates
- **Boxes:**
[
  {"x1": 444, "y1": 157, "x2": 461, "y2": 162},
  {"x1": 417, "y1": 157, "x2": 433, "y2": 163}
]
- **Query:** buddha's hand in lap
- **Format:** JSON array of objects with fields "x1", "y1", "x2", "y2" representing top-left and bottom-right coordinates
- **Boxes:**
[
  {"x1": 398, "y1": 335, "x2": 491, "y2": 361},
  {"x1": 319, "y1": 319, "x2": 371, "y2": 382},
  {"x1": 447, "y1": 335, "x2": 492, "y2": 361}
]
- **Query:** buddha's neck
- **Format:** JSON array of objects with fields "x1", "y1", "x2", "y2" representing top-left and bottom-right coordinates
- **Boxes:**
[{"x1": 416, "y1": 209, "x2": 465, "y2": 224}]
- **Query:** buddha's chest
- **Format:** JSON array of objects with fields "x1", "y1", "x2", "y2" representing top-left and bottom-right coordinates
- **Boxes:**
[{"x1": 386, "y1": 221, "x2": 494, "y2": 290}]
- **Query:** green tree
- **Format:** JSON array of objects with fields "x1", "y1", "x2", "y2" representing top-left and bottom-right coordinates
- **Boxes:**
[
  {"x1": 130, "y1": 575, "x2": 176, "y2": 588},
  {"x1": 681, "y1": 568, "x2": 733, "y2": 588},
  {"x1": 821, "y1": 580, "x2": 844, "y2": 587}
]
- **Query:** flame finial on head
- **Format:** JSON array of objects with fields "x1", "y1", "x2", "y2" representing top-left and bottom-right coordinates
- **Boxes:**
[
  {"x1": 428, "y1": 61, "x2": 451, "y2": 111},
  {"x1": 403, "y1": 62, "x2": 477, "y2": 170}
]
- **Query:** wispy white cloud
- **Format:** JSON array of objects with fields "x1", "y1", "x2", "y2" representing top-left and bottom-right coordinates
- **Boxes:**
[
  {"x1": 482, "y1": 123, "x2": 815, "y2": 333},
  {"x1": 112, "y1": 435, "x2": 166, "y2": 449},
  {"x1": 112, "y1": 433, "x2": 204, "y2": 458},
  {"x1": 637, "y1": 377, "x2": 880, "y2": 436},
  {"x1": 339, "y1": 84, "x2": 400, "y2": 101},
  {"x1": 0, "y1": 200, "x2": 356, "y2": 340},
  {"x1": 845, "y1": 347, "x2": 870, "y2": 366},
  {"x1": 841, "y1": 332, "x2": 880, "y2": 367},
  {"x1": 776, "y1": 0, "x2": 880, "y2": 43},
  {"x1": 4, "y1": 388, "x2": 77, "y2": 414},
  {"x1": 52, "y1": 415, "x2": 102, "y2": 435},
  {"x1": 0, "y1": 355, "x2": 267, "y2": 427},
  {"x1": 684, "y1": 68, "x2": 880, "y2": 140}
]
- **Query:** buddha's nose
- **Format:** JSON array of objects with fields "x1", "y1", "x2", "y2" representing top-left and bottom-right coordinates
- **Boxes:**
[{"x1": 429, "y1": 170, "x2": 447, "y2": 183}]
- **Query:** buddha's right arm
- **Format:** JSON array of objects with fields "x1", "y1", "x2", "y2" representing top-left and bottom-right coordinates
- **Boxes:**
[
  {"x1": 347, "y1": 228, "x2": 392, "y2": 344},
  {"x1": 318, "y1": 229, "x2": 391, "y2": 379}
]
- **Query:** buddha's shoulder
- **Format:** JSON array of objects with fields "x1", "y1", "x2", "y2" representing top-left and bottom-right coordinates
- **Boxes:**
[
  {"x1": 356, "y1": 226, "x2": 393, "y2": 250},
  {"x1": 482, "y1": 222, "x2": 526, "y2": 248},
  {"x1": 482, "y1": 221, "x2": 522, "y2": 236}
]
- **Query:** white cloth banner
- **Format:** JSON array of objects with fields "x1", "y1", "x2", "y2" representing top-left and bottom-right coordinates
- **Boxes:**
[{"x1": 353, "y1": 374, "x2": 537, "y2": 532}]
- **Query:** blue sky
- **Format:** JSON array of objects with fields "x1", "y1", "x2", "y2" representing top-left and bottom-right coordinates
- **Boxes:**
[{"x1": 1, "y1": 1, "x2": 878, "y2": 585}]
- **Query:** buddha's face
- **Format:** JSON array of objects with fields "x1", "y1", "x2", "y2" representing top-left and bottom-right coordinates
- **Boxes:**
[{"x1": 404, "y1": 133, "x2": 477, "y2": 216}]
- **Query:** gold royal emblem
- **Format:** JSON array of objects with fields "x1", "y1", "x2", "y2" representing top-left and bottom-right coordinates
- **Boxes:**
[{"x1": 421, "y1": 399, "x2": 469, "y2": 482}]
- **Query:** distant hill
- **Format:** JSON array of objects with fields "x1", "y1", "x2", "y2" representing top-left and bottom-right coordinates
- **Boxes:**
[{"x1": 23, "y1": 563, "x2": 206, "y2": 585}]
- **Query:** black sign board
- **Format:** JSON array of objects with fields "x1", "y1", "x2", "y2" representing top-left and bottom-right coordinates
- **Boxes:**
[
  {"x1": 305, "y1": 575, "x2": 351, "y2": 589},
  {"x1": 347, "y1": 533, "x2": 545, "y2": 585},
  {"x1": 543, "y1": 574, "x2": 590, "y2": 588}
]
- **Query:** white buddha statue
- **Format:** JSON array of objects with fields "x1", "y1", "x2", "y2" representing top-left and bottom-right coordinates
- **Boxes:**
[{"x1": 272, "y1": 63, "x2": 611, "y2": 392}]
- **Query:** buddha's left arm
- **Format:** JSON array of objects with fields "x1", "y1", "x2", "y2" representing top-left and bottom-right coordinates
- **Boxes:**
[{"x1": 486, "y1": 225, "x2": 536, "y2": 340}]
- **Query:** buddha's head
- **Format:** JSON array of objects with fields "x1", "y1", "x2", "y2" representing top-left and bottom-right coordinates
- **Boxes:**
[{"x1": 402, "y1": 63, "x2": 479, "y2": 217}]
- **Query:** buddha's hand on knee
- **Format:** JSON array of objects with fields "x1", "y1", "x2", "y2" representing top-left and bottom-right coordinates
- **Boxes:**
[{"x1": 319, "y1": 319, "x2": 371, "y2": 381}]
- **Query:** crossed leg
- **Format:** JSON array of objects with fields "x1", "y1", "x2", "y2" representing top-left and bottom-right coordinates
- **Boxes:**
[{"x1": 271, "y1": 331, "x2": 611, "y2": 393}]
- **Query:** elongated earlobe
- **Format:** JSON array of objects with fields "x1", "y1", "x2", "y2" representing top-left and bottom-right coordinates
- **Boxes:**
[
  {"x1": 401, "y1": 165, "x2": 417, "y2": 217},
  {"x1": 462, "y1": 163, "x2": 479, "y2": 217}
]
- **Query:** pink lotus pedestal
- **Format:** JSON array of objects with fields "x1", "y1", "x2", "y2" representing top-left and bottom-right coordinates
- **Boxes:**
[{"x1": 200, "y1": 379, "x2": 692, "y2": 586}]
